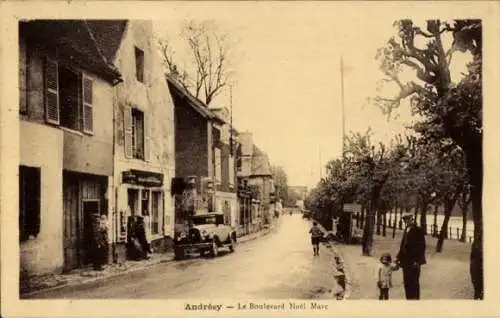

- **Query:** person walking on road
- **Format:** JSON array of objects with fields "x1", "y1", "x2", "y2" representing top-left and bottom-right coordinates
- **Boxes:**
[
  {"x1": 309, "y1": 221, "x2": 324, "y2": 256},
  {"x1": 395, "y1": 212, "x2": 426, "y2": 300}
]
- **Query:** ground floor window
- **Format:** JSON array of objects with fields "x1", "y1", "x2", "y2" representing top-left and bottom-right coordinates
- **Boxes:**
[
  {"x1": 126, "y1": 187, "x2": 163, "y2": 237},
  {"x1": 151, "y1": 191, "x2": 162, "y2": 235},
  {"x1": 19, "y1": 165, "x2": 41, "y2": 242}
]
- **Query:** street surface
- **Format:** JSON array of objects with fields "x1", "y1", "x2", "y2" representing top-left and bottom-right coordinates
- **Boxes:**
[{"x1": 28, "y1": 213, "x2": 339, "y2": 299}]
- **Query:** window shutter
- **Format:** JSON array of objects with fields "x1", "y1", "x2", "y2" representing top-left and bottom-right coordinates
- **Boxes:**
[
  {"x1": 144, "y1": 111, "x2": 151, "y2": 162},
  {"x1": 19, "y1": 38, "x2": 28, "y2": 114},
  {"x1": 82, "y1": 75, "x2": 94, "y2": 133},
  {"x1": 44, "y1": 58, "x2": 59, "y2": 124},
  {"x1": 124, "y1": 105, "x2": 133, "y2": 158}
]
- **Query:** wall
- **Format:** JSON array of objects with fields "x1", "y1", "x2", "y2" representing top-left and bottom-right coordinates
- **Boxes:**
[
  {"x1": 113, "y1": 20, "x2": 176, "y2": 241},
  {"x1": 237, "y1": 132, "x2": 253, "y2": 177},
  {"x1": 20, "y1": 121, "x2": 64, "y2": 276},
  {"x1": 63, "y1": 77, "x2": 114, "y2": 176},
  {"x1": 22, "y1": 36, "x2": 115, "y2": 176},
  {"x1": 173, "y1": 101, "x2": 209, "y2": 178}
]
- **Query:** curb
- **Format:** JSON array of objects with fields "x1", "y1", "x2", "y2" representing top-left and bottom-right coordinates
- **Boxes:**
[
  {"x1": 21, "y1": 225, "x2": 280, "y2": 298},
  {"x1": 21, "y1": 254, "x2": 175, "y2": 299},
  {"x1": 309, "y1": 218, "x2": 352, "y2": 300}
]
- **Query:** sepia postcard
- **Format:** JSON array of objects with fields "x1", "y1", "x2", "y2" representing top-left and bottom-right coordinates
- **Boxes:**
[{"x1": 1, "y1": 1, "x2": 500, "y2": 317}]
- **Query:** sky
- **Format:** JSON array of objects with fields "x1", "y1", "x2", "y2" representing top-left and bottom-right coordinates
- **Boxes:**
[{"x1": 154, "y1": 7, "x2": 472, "y2": 189}]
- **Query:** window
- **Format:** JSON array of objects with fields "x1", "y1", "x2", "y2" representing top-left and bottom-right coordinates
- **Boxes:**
[
  {"x1": 135, "y1": 47, "x2": 144, "y2": 83},
  {"x1": 19, "y1": 37, "x2": 28, "y2": 114},
  {"x1": 141, "y1": 189, "x2": 149, "y2": 216},
  {"x1": 151, "y1": 191, "x2": 162, "y2": 235},
  {"x1": 132, "y1": 108, "x2": 145, "y2": 159},
  {"x1": 19, "y1": 166, "x2": 41, "y2": 242},
  {"x1": 236, "y1": 145, "x2": 242, "y2": 172},
  {"x1": 43, "y1": 58, "x2": 94, "y2": 132},
  {"x1": 59, "y1": 66, "x2": 80, "y2": 130},
  {"x1": 228, "y1": 155, "x2": 235, "y2": 187},
  {"x1": 214, "y1": 147, "x2": 222, "y2": 184}
]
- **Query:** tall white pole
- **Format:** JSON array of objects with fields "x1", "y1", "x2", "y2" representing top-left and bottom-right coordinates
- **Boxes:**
[{"x1": 229, "y1": 85, "x2": 233, "y2": 155}]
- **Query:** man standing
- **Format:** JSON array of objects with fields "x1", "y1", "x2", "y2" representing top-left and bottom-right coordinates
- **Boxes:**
[{"x1": 395, "y1": 212, "x2": 426, "y2": 299}]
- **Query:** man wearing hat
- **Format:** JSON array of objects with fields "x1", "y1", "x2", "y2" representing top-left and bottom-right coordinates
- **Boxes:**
[{"x1": 395, "y1": 211, "x2": 426, "y2": 299}]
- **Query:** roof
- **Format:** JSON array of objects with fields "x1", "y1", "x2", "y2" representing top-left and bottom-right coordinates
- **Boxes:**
[
  {"x1": 166, "y1": 75, "x2": 225, "y2": 125},
  {"x1": 251, "y1": 145, "x2": 272, "y2": 176},
  {"x1": 85, "y1": 20, "x2": 128, "y2": 63},
  {"x1": 20, "y1": 20, "x2": 122, "y2": 85}
]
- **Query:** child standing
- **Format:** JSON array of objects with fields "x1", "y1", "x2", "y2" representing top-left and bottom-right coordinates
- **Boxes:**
[{"x1": 377, "y1": 253, "x2": 397, "y2": 300}]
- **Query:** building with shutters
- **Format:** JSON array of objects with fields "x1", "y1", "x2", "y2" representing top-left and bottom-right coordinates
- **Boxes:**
[
  {"x1": 95, "y1": 20, "x2": 177, "y2": 262},
  {"x1": 19, "y1": 20, "x2": 122, "y2": 276}
]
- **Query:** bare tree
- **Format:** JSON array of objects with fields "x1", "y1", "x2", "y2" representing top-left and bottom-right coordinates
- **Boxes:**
[{"x1": 159, "y1": 20, "x2": 235, "y2": 105}]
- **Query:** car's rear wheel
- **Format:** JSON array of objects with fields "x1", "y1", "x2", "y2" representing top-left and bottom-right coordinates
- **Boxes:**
[{"x1": 174, "y1": 246, "x2": 185, "y2": 260}]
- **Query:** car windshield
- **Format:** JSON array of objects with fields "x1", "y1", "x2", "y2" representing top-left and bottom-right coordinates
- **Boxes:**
[{"x1": 191, "y1": 216, "x2": 220, "y2": 225}]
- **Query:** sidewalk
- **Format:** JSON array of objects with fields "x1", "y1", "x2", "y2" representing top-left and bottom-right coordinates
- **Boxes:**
[
  {"x1": 335, "y1": 229, "x2": 474, "y2": 299},
  {"x1": 21, "y1": 221, "x2": 279, "y2": 298}
]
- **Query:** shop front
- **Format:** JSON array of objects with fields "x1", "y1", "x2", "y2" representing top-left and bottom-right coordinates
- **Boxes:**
[{"x1": 114, "y1": 169, "x2": 166, "y2": 261}]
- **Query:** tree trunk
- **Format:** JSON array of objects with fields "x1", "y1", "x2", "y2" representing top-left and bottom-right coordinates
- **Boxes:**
[
  {"x1": 468, "y1": 149, "x2": 483, "y2": 300},
  {"x1": 362, "y1": 177, "x2": 387, "y2": 256},
  {"x1": 420, "y1": 202, "x2": 428, "y2": 235},
  {"x1": 433, "y1": 204, "x2": 439, "y2": 237},
  {"x1": 399, "y1": 207, "x2": 405, "y2": 229},
  {"x1": 362, "y1": 206, "x2": 376, "y2": 256},
  {"x1": 436, "y1": 194, "x2": 459, "y2": 253},
  {"x1": 460, "y1": 202, "x2": 468, "y2": 242},
  {"x1": 360, "y1": 205, "x2": 365, "y2": 229},
  {"x1": 376, "y1": 210, "x2": 381, "y2": 235},
  {"x1": 413, "y1": 203, "x2": 420, "y2": 226},
  {"x1": 382, "y1": 210, "x2": 387, "y2": 237},
  {"x1": 392, "y1": 207, "x2": 398, "y2": 238},
  {"x1": 436, "y1": 201, "x2": 453, "y2": 253}
]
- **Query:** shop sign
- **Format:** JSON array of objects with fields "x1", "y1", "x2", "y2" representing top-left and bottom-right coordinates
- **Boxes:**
[{"x1": 122, "y1": 170, "x2": 163, "y2": 187}]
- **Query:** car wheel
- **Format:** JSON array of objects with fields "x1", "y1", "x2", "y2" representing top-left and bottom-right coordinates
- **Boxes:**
[
  {"x1": 209, "y1": 241, "x2": 219, "y2": 258},
  {"x1": 174, "y1": 246, "x2": 185, "y2": 260}
]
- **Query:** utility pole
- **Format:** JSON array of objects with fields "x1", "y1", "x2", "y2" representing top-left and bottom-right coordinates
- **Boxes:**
[{"x1": 229, "y1": 85, "x2": 233, "y2": 156}]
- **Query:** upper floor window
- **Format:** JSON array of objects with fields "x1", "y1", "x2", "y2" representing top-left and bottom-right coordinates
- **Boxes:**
[
  {"x1": 124, "y1": 106, "x2": 149, "y2": 161},
  {"x1": 135, "y1": 47, "x2": 144, "y2": 83},
  {"x1": 214, "y1": 147, "x2": 222, "y2": 184},
  {"x1": 44, "y1": 58, "x2": 94, "y2": 133},
  {"x1": 132, "y1": 108, "x2": 145, "y2": 159}
]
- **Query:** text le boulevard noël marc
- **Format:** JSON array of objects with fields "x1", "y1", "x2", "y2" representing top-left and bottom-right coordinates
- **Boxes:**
[{"x1": 184, "y1": 302, "x2": 329, "y2": 312}]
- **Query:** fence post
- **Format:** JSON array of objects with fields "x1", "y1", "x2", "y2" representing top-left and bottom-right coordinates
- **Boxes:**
[{"x1": 457, "y1": 228, "x2": 460, "y2": 241}]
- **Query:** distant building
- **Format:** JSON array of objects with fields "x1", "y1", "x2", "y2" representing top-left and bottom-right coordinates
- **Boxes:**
[
  {"x1": 237, "y1": 132, "x2": 275, "y2": 227},
  {"x1": 288, "y1": 186, "x2": 309, "y2": 201}
]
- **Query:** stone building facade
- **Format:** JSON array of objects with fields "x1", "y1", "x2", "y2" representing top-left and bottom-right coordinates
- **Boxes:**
[
  {"x1": 94, "y1": 20, "x2": 177, "y2": 261},
  {"x1": 19, "y1": 20, "x2": 122, "y2": 276}
]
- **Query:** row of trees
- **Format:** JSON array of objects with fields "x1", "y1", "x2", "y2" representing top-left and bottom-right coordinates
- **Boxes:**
[{"x1": 305, "y1": 20, "x2": 482, "y2": 299}]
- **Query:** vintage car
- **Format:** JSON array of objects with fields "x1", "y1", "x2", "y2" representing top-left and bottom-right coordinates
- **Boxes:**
[
  {"x1": 174, "y1": 212, "x2": 237, "y2": 260},
  {"x1": 302, "y1": 210, "x2": 312, "y2": 220}
]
